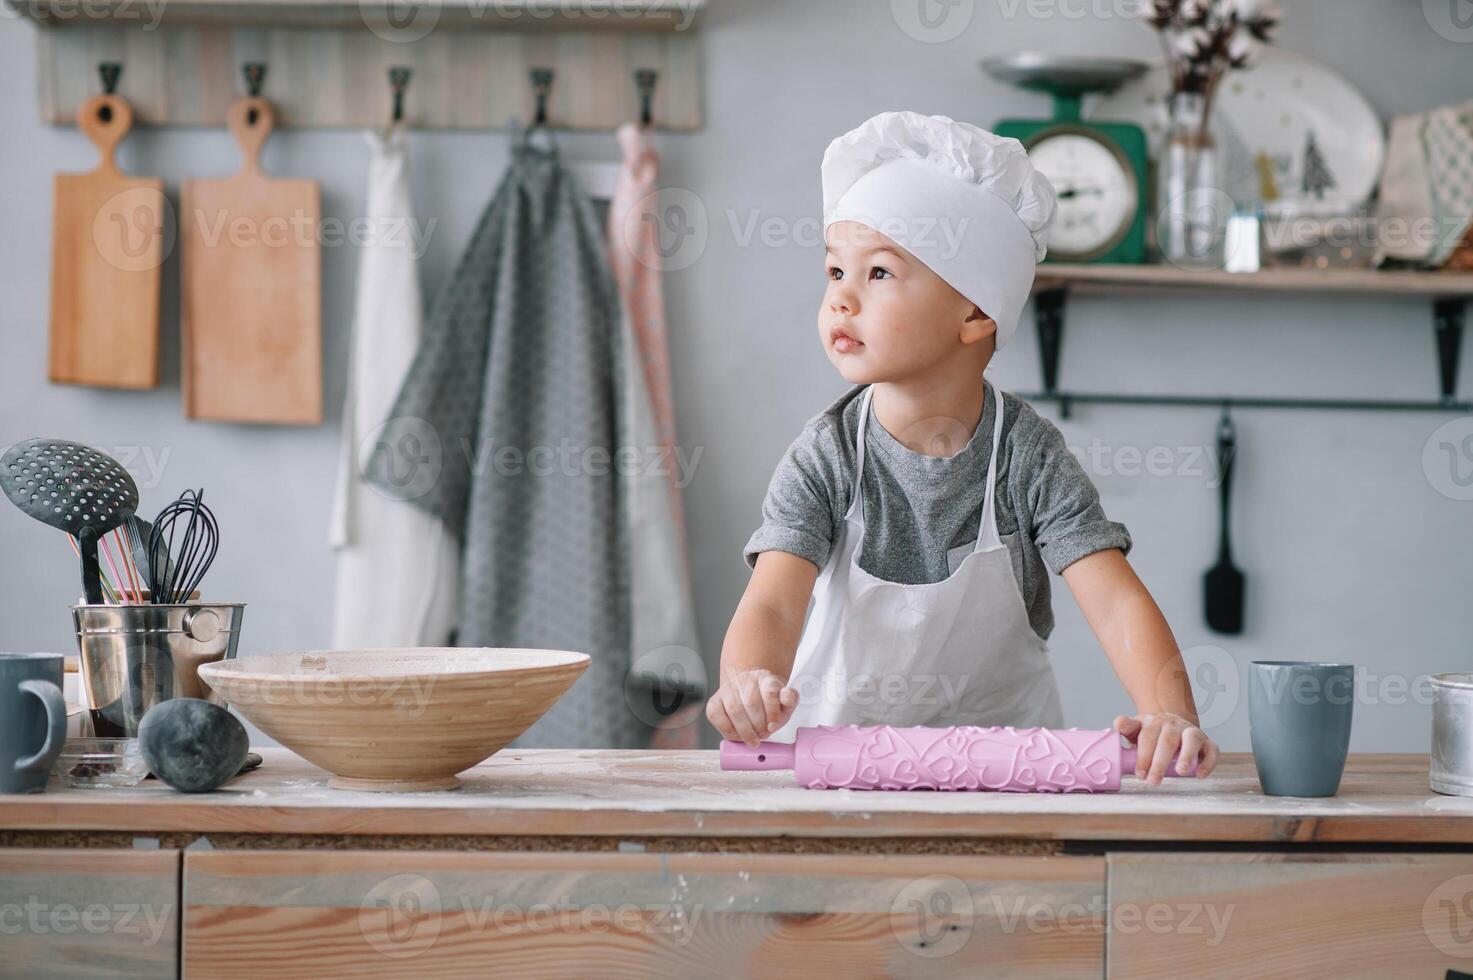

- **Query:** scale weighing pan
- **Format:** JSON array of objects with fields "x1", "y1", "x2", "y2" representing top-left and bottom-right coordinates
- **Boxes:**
[{"x1": 982, "y1": 52, "x2": 1148, "y2": 96}]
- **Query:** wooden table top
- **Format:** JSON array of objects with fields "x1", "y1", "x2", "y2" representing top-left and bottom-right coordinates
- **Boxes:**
[{"x1": 3, "y1": 750, "x2": 1470, "y2": 844}]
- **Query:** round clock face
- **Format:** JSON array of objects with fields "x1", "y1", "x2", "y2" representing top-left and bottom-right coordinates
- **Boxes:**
[{"x1": 1027, "y1": 131, "x2": 1137, "y2": 260}]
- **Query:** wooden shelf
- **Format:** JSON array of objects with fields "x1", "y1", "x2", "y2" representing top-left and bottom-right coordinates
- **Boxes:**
[
  {"x1": 9, "y1": 0, "x2": 705, "y2": 31},
  {"x1": 1024, "y1": 264, "x2": 1471, "y2": 414},
  {"x1": 1033, "y1": 263, "x2": 1473, "y2": 298}
]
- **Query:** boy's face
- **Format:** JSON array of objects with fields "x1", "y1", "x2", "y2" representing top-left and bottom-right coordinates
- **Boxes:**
[{"x1": 819, "y1": 221, "x2": 996, "y2": 385}]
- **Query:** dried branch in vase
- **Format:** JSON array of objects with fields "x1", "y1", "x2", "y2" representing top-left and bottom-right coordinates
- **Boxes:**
[{"x1": 1136, "y1": 0, "x2": 1281, "y2": 133}]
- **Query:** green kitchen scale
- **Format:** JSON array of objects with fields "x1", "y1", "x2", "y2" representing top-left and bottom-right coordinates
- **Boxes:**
[{"x1": 983, "y1": 53, "x2": 1151, "y2": 264}]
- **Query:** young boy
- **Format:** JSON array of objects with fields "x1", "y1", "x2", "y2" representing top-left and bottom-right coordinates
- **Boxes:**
[{"x1": 706, "y1": 111, "x2": 1219, "y2": 785}]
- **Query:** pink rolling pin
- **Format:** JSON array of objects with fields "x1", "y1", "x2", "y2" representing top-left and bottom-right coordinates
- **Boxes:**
[{"x1": 720, "y1": 724, "x2": 1199, "y2": 792}]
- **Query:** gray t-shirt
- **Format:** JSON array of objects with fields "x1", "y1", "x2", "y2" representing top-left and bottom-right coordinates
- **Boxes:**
[{"x1": 743, "y1": 383, "x2": 1131, "y2": 642}]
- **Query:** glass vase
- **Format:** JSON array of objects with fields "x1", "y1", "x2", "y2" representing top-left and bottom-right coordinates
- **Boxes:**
[{"x1": 1157, "y1": 91, "x2": 1227, "y2": 268}]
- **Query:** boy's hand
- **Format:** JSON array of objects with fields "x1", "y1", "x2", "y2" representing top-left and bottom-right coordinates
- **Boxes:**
[
  {"x1": 707, "y1": 670, "x2": 799, "y2": 747},
  {"x1": 1114, "y1": 712, "x2": 1220, "y2": 785}
]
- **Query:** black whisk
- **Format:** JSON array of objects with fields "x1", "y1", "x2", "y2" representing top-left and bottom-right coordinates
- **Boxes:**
[{"x1": 146, "y1": 489, "x2": 219, "y2": 603}]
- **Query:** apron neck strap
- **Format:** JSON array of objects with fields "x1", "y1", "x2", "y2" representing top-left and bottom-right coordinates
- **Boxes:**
[
  {"x1": 847, "y1": 386, "x2": 877, "y2": 518},
  {"x1": 974, "y1": 379, "x2": 1007, "y2": 552}
]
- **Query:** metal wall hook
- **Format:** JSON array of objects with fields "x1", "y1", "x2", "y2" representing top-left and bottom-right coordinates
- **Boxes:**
[
  {"x1": 530, "y1": 67, "x2": 554, "y2": 126},
  {"x1": 635, "y1": 68, "x2": 658, "y2": 126},
  {"x1": 388, "y1": 66, "x2": 411, "y2": 124},
  {"x1": 242, "y1": 63, "x2": 267, "y2": 98},
  {"x1": 94, "y1": 63, "x2": 123, "y2": 124}
]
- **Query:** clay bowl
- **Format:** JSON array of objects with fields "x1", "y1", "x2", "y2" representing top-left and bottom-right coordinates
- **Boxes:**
[{"x1": 198, "y1": 648, "x2": 589, "y2": 791}]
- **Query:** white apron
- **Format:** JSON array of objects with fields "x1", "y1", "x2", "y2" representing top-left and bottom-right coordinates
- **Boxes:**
[{"x1": 776, "y1": 380, "x2": 1064, "y2": 738}]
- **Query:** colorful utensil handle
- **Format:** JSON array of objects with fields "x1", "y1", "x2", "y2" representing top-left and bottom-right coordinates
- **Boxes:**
[{"x1": 721, "y1": 724, "x2": 1198, "y2": 792}]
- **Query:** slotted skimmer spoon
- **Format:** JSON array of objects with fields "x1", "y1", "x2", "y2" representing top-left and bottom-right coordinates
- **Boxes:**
[{"x1": 0, "y1": 439, "x2": 139, "y2": 604}]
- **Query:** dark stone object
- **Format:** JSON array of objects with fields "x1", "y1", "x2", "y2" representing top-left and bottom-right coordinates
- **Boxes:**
[{"x1": 138, "y1": 699, "x2": 249, "y2": 793}]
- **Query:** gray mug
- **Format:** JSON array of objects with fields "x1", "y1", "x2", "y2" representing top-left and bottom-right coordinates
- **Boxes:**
[
  {"x1": 0, "y1": 653, "x2": 68, "y2": 794},
  {"x1": 1249, "y1": 660, "x2": 1354, "y2": 797}
]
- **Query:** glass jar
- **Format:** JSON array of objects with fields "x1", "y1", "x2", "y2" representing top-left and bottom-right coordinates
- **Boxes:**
[{"x1": 1157, "y1": 91, "x2": 1228, "y2": 268}]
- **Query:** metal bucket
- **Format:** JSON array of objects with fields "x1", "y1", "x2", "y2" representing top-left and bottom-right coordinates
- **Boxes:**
[
  {"x1": 1431, "y1": 672, "x2": 1473, "y2": 796},
  {"x1": 72, "y1": 603, "x2": 245, "y2": 738}
]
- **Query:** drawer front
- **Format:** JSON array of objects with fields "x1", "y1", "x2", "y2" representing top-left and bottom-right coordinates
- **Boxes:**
[
  {"x1": 0, "y1": 848, "x2": 179, "y2": 979},
  {"x1": 184, "y1": 850, "x2": 1105, "y2": 978},
  {"x1": 1107, "y1": 852, "x2": 1473, "y2": 979}
]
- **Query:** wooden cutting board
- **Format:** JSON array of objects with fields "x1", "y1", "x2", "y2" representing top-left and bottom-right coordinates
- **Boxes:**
[
  {"x1": 182, "y1": 96, "x2": 322, "y2": 424},
  {"x1": 49, "y1": 93, "x2": 164, "y2": 389}
]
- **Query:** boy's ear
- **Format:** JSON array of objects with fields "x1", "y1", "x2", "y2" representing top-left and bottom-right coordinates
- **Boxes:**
[{"x1": 959, "y1": 306, "x2": 997, "y2": 347}]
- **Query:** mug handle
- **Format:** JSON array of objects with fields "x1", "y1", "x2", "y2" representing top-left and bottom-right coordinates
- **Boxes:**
[{"x1": 15, "y1": 679, "x2": 67, "y2": 773}]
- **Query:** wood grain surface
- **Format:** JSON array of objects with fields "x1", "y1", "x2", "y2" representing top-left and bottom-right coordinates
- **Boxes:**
[
  {"x1": 181, "y1": 94, "x2": 321, "y2": 424},
  {"x1": 183, "y1": 849, "x2": 1105, "y2": 978},
  {"x1": 1032, "y1": 263, "x2": 1473, "y2": 297},
  {"x1": 48, "y1": 93, "x2": 163, "y2": 389},
  {"x1": 1106, "y1": 852, "x2": 1473, "y2": 978},
  {"x1": 37, "y1": 23, "x2": 704, "y2": 131},
  {"x1": 0, "y1": 848, "x2": 178, "y2": 979},
  {"x1": 2, "y1": 750, "x2": 1470, "y2": 844},
  {"x1": 197, "y1": 649, "x2": 590, "y2": 791}
]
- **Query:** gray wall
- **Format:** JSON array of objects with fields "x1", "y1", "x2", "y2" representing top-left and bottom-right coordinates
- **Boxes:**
[{"x1": 2, "y1": 1, "x2": 1469, "y2": 752}]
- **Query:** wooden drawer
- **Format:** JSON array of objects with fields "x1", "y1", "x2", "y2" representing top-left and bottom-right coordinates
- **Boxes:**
[
  {"x1": 1107, "y1": 852, "x2": 1473, "y2": 978},
  {"x1": 183, "y1": 850, "x2": 1106, "y2": 978},
  {"x1": 0, "y1": 848, "x2": 179, "y2": 979}
]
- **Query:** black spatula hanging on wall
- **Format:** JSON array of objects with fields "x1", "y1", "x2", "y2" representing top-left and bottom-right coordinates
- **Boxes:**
[{"x1": 1204, "y1": 410, "x2": 1245, "y2": 634}]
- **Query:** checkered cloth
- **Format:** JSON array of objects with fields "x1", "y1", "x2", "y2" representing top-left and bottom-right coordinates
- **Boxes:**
[
  {"x1": 364, "y1": 132, "x2": 653, "y2": 749},
  {"x1": 1375, "y1": 100, "x2": 1473, "y2": 268}
]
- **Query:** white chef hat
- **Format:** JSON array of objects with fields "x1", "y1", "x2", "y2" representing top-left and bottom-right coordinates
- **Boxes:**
[{"x1": 821, "y1": 111, "x2": 1057, "y2": 351}]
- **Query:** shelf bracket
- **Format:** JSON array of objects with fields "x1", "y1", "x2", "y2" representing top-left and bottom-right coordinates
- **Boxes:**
[
  {"x1": 1034, "y1": 286, "x2": 1069, "y2": 419},
  {"x1": 1435, "y1": 298, "x2": 1465, "y2": 404}
]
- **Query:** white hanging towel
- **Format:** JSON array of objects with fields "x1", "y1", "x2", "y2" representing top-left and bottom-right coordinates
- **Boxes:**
[
  {"x1": 607, "y1": 122, "x2": 705, "y2": 746},
  {"x1": 328, "y1": 129, "x2": 459, "y2": 648}
]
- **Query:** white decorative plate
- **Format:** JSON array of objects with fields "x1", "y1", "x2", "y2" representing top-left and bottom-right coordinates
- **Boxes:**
[{"x1": 1086, "y1": 47, "x2": 1385, "y2": 216}]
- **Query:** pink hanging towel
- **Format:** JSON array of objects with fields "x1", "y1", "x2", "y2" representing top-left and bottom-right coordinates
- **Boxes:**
[{"x1": 608, "y1": 121, "x2": 704, "y2": 749}]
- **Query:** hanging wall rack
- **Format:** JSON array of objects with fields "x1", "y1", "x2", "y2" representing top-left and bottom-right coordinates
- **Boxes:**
[
  {"x1": 13, "y1": 0, "x2": 704, "y2": 130},
  {"x1": 1023, "y1": 265, "x2": 1473, "y2": 417}
]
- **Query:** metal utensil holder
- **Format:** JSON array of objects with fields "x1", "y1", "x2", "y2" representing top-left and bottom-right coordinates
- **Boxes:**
[{"x1": 72, "y1": 603, "x2": 245, "y2": 738}]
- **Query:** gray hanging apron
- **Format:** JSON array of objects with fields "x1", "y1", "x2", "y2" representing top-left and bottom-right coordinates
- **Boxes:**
[{"x1": 364, "y1": 132, "x2": 651, "y2": 749}]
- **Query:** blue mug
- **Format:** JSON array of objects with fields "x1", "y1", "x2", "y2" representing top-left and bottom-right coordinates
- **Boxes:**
[
  {"x1": 0, "y1": 653, "x2": 68, "y2": 794},
  {"x1": 1249, "y1": 660, "x2": 1354, "y2": 797}
]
